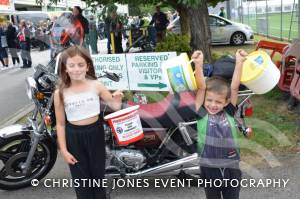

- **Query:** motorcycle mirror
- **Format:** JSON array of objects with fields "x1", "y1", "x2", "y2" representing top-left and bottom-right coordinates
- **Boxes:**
[{"x1": 104, "y1": 71, "x2": 120, "y2": 82}]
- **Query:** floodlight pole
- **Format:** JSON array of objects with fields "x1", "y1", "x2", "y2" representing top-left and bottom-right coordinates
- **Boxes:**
[
  {"x1": 298, "y1": 0, "x2": 300, "y2": 40},
  {"x1": 226, "y1": 0, "x2": 231, "y2": 20}
]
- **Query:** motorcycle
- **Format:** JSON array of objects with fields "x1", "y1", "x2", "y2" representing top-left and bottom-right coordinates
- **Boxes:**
[
  {"x1": 124, "y1": 25, "x2": 155, "y2": 53},
  {"x1": 0, "y1": 52, "x2": 254, "y2": 190}
]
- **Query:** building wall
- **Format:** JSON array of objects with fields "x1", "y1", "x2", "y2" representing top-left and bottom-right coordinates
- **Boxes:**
[{"x1": 13, "y1": 0, "x2": 86, "y2": 11}]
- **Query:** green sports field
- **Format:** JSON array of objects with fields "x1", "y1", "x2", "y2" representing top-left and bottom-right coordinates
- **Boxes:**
[{"x1": 235, "y1": 13, "x2": 299, "y2": 40}]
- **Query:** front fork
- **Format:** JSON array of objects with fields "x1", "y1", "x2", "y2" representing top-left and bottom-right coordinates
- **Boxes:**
[{"x1": 20, "y1": 107, "x2": 45, "y2": 175}]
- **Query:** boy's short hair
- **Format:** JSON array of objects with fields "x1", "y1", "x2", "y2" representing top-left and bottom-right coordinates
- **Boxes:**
[{"x1": 206, "y1": 76, "x2": 231, "y2": 99}]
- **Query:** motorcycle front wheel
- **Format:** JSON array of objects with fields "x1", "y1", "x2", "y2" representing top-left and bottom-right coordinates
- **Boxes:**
[{"x1": 0, "y1": 134, "x2": 57, "y2": 190}]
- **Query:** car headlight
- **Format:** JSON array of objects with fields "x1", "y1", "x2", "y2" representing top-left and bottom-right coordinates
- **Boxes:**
[{"x1": 25, "y1": 77, "x2": 37, "y2": 100}]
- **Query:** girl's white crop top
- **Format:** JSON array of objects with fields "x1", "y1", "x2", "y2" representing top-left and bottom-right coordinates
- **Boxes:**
[{"x1": 64, "y1": 91, "x2": 100, "y2": 122}]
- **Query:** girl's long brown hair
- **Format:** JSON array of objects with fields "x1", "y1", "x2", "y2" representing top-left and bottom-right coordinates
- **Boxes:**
[{"x1": 57, "y1": 45, "x2": 97, "y2": 102}]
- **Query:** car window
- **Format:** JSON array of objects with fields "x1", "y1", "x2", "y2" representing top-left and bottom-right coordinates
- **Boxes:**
[
  {"x1": 209, "y1": 16, "x2": 227, "y2": 26},
  {"x1": 209, "y1": 17, "x2": 217, "y2": 26}
]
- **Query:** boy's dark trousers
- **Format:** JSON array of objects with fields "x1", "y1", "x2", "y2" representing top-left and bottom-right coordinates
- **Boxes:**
[
  {"x1": 200, "y1": 166, "x2": 241, "y2": 199},
  {"x1": 66, "y1": 119, "x2": 106, "y2": 199}
]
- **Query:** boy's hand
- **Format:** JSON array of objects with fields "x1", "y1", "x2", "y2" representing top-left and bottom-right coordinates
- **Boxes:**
[
  {"x1": 191, "y1": 50, "x2": 204, "y2": 66},
  {"x1": 235, "y1": 49, "x2": 248, "y2": 64}
]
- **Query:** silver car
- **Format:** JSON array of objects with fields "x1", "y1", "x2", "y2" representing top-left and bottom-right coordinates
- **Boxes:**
[{"x1": 209, "y1": 14, "x2": 254, "y2": 45}]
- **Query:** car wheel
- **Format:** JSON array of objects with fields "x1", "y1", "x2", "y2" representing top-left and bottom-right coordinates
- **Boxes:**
[{"x1": 230, "y1": 32, "x2": 246, "y2": 45}]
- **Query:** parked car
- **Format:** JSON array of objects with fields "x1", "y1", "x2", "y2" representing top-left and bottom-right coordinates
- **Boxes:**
[{"x1": 209, "y1": 14, "x2": 254, "y2": 45}]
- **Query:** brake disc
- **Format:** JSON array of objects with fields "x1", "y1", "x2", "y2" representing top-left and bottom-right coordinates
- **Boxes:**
[{"x1": 4, "y1": 152, "x2": 32, "y2": 178}]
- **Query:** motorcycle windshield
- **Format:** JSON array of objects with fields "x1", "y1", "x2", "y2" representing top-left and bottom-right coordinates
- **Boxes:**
[
  {"x1": 51, "y1": 13, "x2": 72, "y2": 46},
  {"x1": 51, "y1": 13, "x2": 83, "y2": 48}
]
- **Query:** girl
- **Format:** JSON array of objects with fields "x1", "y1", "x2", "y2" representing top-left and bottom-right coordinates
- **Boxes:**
[{"x1": 54, "y1": 45, "x2": 123, "y2": 199}]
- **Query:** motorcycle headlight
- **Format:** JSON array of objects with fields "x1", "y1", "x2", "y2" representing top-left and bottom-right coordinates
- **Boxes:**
[
  {"x1": 25, "y1": 77, "x2": 37, "y2": 100},
  {"x1": 38, "y1": 74, "x2": 57, "y2": 90},
  {"x1": 38, "y1": 75, "x2": 51, "y2": 89}
]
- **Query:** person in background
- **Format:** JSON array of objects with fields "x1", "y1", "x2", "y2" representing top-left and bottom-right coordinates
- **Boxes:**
[
  {"x1": 288, "y1": 59, "x2": 300, "y2": 112},
  {"x1": 0, "y1": 24, "x2": 9, "y2": 68},
  {"x1": 219, "y1": 7, "x2": 225, "y2": 18},
  {"x1": 138, "y1": 16, "x2": 145, "y2": 28},
  {"x1": 36, "y1": 21, "x2": 45, "y2": 51},
  {"x1": 110, "y1": 10, "x2": 123, "y2": 54},
  {"x1": 104, "y1": 14, "x2": 112, "y2": 54},
  {"x1": 27, "y1": 21, "x2": 36, "y2": 48},
  {"x1": 166, "y1": 10, "x2": 181, "y2": 34},
  {"x1": 149, "y1": 6, "x2": 169, "y2": 43},
  {"x1": 97, "y1": 20, "x2": 105, "y2": 40},
  {"x1": 47, "y1": 16, "x2": 57, "y2": 32},
  {"x1": 18, "y1": 20, "x2": 32, "y2": 68},
  {"x1": 72, "y1": 6, "x2": 89, "y2": 48},
  {"x1": 6, "y1": 22, "x2": 20, "y2": 66},
  {"x1": 166, "y1": 11, "x2": 173, "y2": 23},
  {"x1": 86, "y1": 16, "x2": 98, "y2": 54},
  {"x1": 42, "y1": 21, "x2": 50, "y2": 50}
]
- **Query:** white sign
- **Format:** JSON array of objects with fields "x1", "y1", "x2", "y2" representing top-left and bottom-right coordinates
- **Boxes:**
[
  {"x1": 92, "y1": 54, "x2": 129, "y2": 90},
  {"x1": 126, "y1": 52, "x2": 177, "y2": 91}
]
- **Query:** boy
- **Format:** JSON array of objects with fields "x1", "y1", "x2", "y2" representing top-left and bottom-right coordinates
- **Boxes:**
[{"x1": 192, "y1": 49, "x2": 248, "y2": 199}]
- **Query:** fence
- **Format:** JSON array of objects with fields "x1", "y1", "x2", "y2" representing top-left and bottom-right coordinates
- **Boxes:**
[{"x1": 226, "y1": 0, "x2": 299, "y2": 41}]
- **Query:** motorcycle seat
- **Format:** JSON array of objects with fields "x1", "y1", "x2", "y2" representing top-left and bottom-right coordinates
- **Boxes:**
[{"x1": 128, "y1": 91, "x2": 198, "y2": 128}]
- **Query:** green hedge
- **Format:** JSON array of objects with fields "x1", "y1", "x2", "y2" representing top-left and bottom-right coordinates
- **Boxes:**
[{"x1": 155, "y1": 34, "x2": 191, "y2": 54}]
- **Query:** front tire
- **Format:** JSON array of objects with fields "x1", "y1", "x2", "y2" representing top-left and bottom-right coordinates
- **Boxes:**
[
  {"x1": 0, "y1": 135, "x2": 57, "y2": 190},
  {"x1": 230, "y1": 32, "x2": 246, "y2": 45}
]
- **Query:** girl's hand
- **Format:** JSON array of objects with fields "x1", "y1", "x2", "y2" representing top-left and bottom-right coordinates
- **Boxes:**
[
  {"x1": 61, "y1": 150, "x2": 78, "y2": 165},
  {"x1": 112, "y1": 90, "x2": 124, "y2": 100},
  {"x1": 191, "y1": 50, "x2": 204, "y2": 66},
  {"x1": 236, "y1": 49, "x2": 248, "y2": 64}
]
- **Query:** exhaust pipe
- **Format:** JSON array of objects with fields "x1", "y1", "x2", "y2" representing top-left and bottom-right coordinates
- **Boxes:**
[{"x1": 106, "y1": 153, "x2": 199, "y2": 178}]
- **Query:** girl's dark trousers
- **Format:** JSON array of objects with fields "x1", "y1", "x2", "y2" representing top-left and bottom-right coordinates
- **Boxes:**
[{"x1": 66, "y1": 119, "x2": 106, "y2": 199}]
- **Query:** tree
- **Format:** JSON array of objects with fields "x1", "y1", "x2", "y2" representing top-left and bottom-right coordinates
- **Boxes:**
[{"x1": 48, "y1": 0, "x2": 225, "y2": 62}]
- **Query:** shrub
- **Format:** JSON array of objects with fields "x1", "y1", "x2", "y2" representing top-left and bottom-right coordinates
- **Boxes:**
[{"x1": 155, "y1": 34, "x2": 191, "y2": 54}]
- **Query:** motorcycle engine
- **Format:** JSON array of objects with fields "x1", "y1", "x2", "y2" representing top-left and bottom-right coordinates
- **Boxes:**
[{"x1": 107, "y1": 148, "x2": 146, "y2": 171}]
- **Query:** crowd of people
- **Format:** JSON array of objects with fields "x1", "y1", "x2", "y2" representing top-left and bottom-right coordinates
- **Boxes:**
[
  {"x1": 0, "y1": 15, "x2": 54, "y2": 69},
  {"x1": 0, "y1": 5, "x2": 184, "y2": 70},
  {"x1": 101, "y1": 6, "x2": 182, "y2": 54}
]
